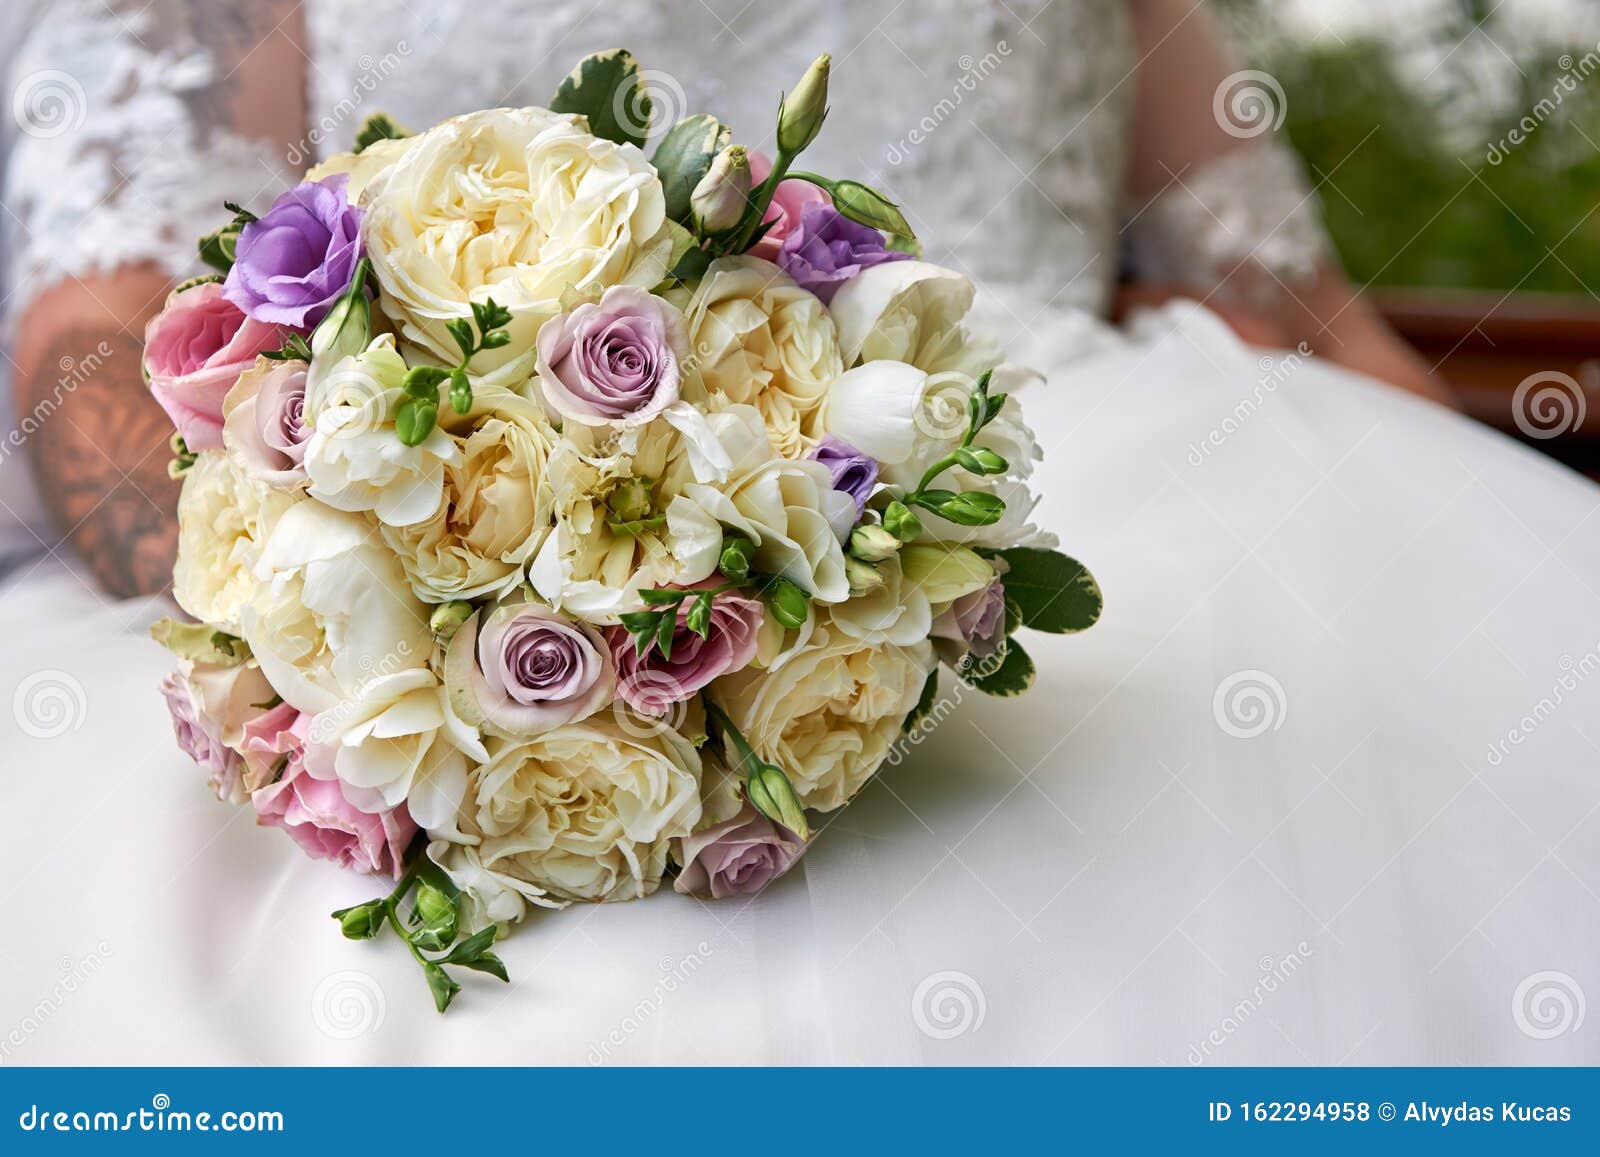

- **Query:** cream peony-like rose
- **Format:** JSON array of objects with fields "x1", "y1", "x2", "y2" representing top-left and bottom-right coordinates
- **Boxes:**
[
  {"x1": 239, "y1": 500, "x2": 434, "y2": 716},
  {"x1": 827, "y1": 260, "x2": 1000, "y2": 378},
  {"x1": 678, "y1": 405, "x2": 856, "y2": 604},
  {"x1": 362, "y1": 107, "x2": 674, "y2": 370},
  {"x1": 381, "y1": 390, "x2": 558, "y2": 603},
  {"x1": 528, "y1": 410, "x2": 726, "y2": 622},
  {"x1": 679, "y1": 256, "x2": 842, "y2": 458},
  {"x1": 305, "y1": 135, "x2": 418, "y2": 203},
  {"x1": 303, "y1": 335, "x2": 463, "y2": 527},
  {"x1": 173, "y1": 451, "x2": 298, "y2": 631},
  {"x1": 431, "y1": 716, "x2": 702, "y2": 917},
  {"x1": 712, "y1": 618, "x2": 933, "y2": 811}
]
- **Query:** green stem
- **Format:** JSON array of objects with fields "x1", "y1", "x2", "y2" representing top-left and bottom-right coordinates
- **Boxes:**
[
  {"x1": 703, "y1": 696, "x2": 760, "y2": 775},
  {"x1": 731, "y1": 148, "x2": 796, "y2": 252}
]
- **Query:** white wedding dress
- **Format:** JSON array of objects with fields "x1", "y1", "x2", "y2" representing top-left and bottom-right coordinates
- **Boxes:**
[{"x1": 2, "y1": 0, "x2": 1597, "y2": 1065}]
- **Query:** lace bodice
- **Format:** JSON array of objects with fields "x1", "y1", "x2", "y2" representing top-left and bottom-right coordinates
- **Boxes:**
[{"x1": 4, "y1": 0, "x2": 1329, "y2": 327}]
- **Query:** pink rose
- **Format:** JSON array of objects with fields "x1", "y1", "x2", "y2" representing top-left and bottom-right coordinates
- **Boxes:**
[
  {"x1": 607, "y1": 583, "x2": 763, "y2": 715},
  {"x1": 675, "y1": 804, "x2": 805, "y2": 898},
  {"x1": 249, "y1": 710, "x2": 415, "y2": 878},
  {"x1": 142, "y1": 281, "x2": 289, "y2": 451},
  {"x1": 747, "y1": 151, "x2": 830, "y2": 263}
]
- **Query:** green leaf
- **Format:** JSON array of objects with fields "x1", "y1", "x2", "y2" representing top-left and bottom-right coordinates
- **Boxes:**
[
  {"x1": 904, "y1": 667, "x2": 940, "y2": 732},
  {"x1": 261, "y1": 333, "x2": 313, "y2": 363},
  {"x1": 454, "y1": 952, "x2": 510, "y2": 983},
  {"x1": 550, "y1": 49, "x2": 652, "y2": 149},
  {"x1": 669, "y1": 244, "x2": 715, "y2": 283},
  {"x1": 996, "y1": 549, "x2": 1103, "y2": 634},
  {"x1": 445, "y1": 317, "x2": 476, "y2": 360},
  {"x1": 961, "y1": 639, "x2": 1035, "y2": 697},
  {"x1": 618, "y1": 609, "x2": 662, "y2": 634},
  {"x1": 422, "y1": 962, "x2": 461, "y2": 1014},
  {"x1": 353, "y1": 112, "x2": 412, "y2": 153},
  {"x1": 440, "y1": 926, "x2": 499, "y2": 964},
  {"x1": 637, "y1": 588, "x2": 686, "y2": 606},
  {"x1": 652, "y1": 114, "x2": 732, "y2": 222},
  {"x1": 655, "y1": 611, "x2": 677, "y2": 659}
]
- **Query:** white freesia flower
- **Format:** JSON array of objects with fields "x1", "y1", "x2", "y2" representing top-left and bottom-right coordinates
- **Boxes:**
[
  {"x1": 679, "y1": 405, "x2": 855, "y2": 603},
  {"x1": 381, "y1": 390, "x2": 558, "y2": 602},
  {"x1": 363, "y1": 107, "x2": 674, "y2": 369},
  {"x1": 829, "y1": 553, "x2": 932, "y2": 647},
  {"x1": 827, "y1": 260, "x2": 1000, "y2": 376},
  {"x1": 679, "y1": 256, "x2": 842, "y2": 457},
  {"x1": 528, "y1": 414, "x2": 725, "y2": 621},
  {"x1": 304, "y1": 669, "x2": 468, "y2": 831},
  {"x1": 430, "y1": 716, "x2": 703, "y2": 918},
  {"x1": 239, "y1": 500, "x2": 433, "y2": 716},
  {"x1": 173, "y1": 451, "x2": 298, "y2": 631},
  {"x1": 303, "y1": 335, "x2": 462, "y2": 526},
  {"x1": 713, "y1": 618, "x2": 933, "y2": 811}
]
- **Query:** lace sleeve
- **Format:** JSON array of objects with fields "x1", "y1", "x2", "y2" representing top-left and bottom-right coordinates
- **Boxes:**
[
  {"x1": 1123, "y1": 141, "x2": 1333, "y2": 306},
  {"x1": 3, "y1": 0, "x2": 297, "y2": 314}
]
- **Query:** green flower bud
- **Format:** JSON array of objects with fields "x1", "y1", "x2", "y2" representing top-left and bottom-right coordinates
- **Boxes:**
[
  {"x1": 395, "y1": 398, "x2": 438, "y2": 446},
  {"x1": 429, "y1": 600, "x2": 475, "y2": 641},
  {"x1": 746, "y1": 761, "x2": 810, "y2": 840},
  {"x1": 765, "y1": 577, "x2": 811, "y2": 630},
  {"x1": 777, "y1": 54, "x2": 831, "y2": 155},
  {"x1": 828, "y1": 180, "x2": 914, "y2": 240},
  {"x1": 883, "y1": 500, "x2": 923, "y2": 542},
  {"x1": 607, "y1": 477, "x2": 654, "y2": 524},
  {"x1": 845, "y1": 556, "x2": 886, "y2": 596},
  {"x1": 849, "y1": 524, "x2": 901, "y2": 563},
  {"x1": 718, "y1": 533, "x2": 756, "y2": 582},
  {"x1": 310, "y1": 258, "x2": 372, "y2": 365},
  {"x1": 954, "y1": 447, "x2": 1008, "y2": 475},
  {"x1": 690, "y1": 145, "x2": 752, "y2": 236},
  {"x1": 332, "y1": 900, "x2": 384, "y2": 941},
  {"x1": 449, "y1": 367, "x2": 473, "y2": 415},
  {"x1": 415, "y1": 883, "x2": 454, "y2": 926}
]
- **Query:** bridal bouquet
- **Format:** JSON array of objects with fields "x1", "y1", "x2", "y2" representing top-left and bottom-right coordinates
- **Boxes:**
[{"x1": 149, "y1": 50, "x2": 1100, "y2": 1011}]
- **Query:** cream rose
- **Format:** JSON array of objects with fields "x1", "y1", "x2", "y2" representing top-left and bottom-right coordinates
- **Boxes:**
[
  {"x1": 381, "y1": 390, "x2": 558, "y2": 602},
  {"x1": 712, "y1": 618, "x2": 933, "y2": 811},
  {"x1": 431, "y1": 716, "x2": 703, "y2": 916},
  {"x1": 305, "y1": 135, "x2": 418, "y2": 203},
  {"x1": 173, "y1": 451, "x2": 297, "y2": 630},
  {"x1": 239, "y1": 500, "x2": 434, "y2": 716},
  {"x1": 362, "y1": 107, "x2": 674, "y2": 370},
  {"x1": 679, "y1": 256, "x2": 842, "y2": 458}
]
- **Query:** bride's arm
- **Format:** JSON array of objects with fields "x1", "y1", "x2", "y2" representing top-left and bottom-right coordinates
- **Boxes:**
[
  {"x1": 6, "y1": 0, "x2": 306, "y2": 597},
  {"x1": 1122, "y1": 0, "x2": 1453, "y2": 406}
]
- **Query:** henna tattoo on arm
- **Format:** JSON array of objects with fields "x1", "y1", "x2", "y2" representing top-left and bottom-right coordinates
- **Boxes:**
[{"x1": 16, "y1": 328, "x2": 181, "y2": 600}]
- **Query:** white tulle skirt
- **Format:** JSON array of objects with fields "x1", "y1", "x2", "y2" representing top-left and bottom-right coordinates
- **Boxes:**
[{"x1": 3, "y1": 304, "x2": 1596, "y2": 1064}]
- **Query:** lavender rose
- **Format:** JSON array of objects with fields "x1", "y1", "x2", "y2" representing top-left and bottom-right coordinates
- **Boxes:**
[
  {"x1": 809, "y1": 434, "x2": 878, "y2": 517},
  {"x1": 160, "y1": 671, "x2": 246, "y2": 803},
  {"x1": 535, "y1": 285, "x2": 687, "y2": 426},
  {"x1": 675, "y1": 803, "x2": 805, "y2": 899},
  {"x1": 444, "y1": 602, "x2": 614, "y2": 739},
  {"x1": 932, "y1": 575, "x2": 1008, "y2": 665},
  {"x1": 607, "y1": 584, "x2": 764, "y2": 715},
  {"x1": 223, "y1": 174, "x2": 364, "y2": 328},
  {"x1": 777, "y1": 201, "x2": 909, "y2": 303},
  {"x1": 222, "y1": 358, "x2": 310, "y2": 485}
]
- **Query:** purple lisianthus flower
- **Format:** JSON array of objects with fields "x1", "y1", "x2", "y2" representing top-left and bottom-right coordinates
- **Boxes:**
[
  {"x1": 809, "y1": 434, "x2": 878, "y2": 517},
  {"x1": 777, "y1": 201, "x2": 910, "y2": 303},
  {"x1": 675, "y1": 803, "x2": 805, "y2": 899},
  {"x1": 223, "y1": 174, "x2": 364, "y2": 328},
  {"x1": 444, "y1": 603, "x2": 615, "y2": 738},
  {"x1": 535, "y1": 286, "x2": 687, "y2": 426},
  {"x1": 607, "y1": 583, "x2": 764, "y2": 716}
]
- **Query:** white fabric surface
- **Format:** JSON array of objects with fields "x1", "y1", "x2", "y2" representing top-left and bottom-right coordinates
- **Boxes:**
[{"x1": 2, "y1": 304, "x2": 1596, "y2": 1065}]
